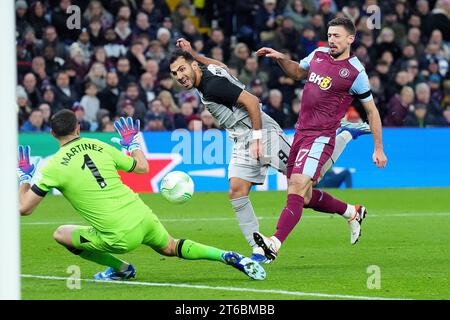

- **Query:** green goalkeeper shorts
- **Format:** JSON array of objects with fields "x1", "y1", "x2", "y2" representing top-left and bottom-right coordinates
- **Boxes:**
[{"x1": 71, "y1": 211, "x2": 170, "y2": 254}]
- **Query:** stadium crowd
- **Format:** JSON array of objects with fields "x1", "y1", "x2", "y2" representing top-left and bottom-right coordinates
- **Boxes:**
[{"x1": 15, "y1": 0, "x2": 450, "y2": 133}]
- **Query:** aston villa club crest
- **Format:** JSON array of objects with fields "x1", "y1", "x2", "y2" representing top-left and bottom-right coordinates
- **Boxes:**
[{"x1": 339, "y1": 68, "x2": 350, "y2": 78}]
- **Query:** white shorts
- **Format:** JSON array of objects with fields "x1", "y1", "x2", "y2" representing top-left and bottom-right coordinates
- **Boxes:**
[{"x1": 228, "y1": 129, "x2": 291, "y2": 184}]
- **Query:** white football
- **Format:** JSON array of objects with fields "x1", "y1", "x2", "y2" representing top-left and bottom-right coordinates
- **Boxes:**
[{"x1": 160, "y1": 171, "x2": 194, "y2": 204}]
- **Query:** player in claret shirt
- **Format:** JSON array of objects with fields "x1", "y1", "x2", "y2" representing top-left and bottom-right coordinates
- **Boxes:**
[{"x1": 254, "y1": 17, "x2": 388, "y2": 262}]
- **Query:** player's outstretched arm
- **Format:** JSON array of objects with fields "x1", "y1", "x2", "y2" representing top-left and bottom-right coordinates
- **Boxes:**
[
  {"x1": 256, "y1": 47, "x2": 307, "y2": 80},
  {"x1": 17, "y1": 145, "x2": 44, "y2": 215},
  {"x1": 176, "y1": 38, "x2": 229, "y2": 71},
  {"x1": 362, "y1": 100, "x2": 388, "y2": 168},
  {"x1": 111, "y1": 117, "x2": 149, "y2": 174},
  {"x1": 236, "y1": 90, "x2": 263, "y2": 159}
]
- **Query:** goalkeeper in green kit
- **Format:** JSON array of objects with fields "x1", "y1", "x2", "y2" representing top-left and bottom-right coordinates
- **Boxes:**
[{"x1": 18, "y1": 109, "x2": 266, "y2": 281}]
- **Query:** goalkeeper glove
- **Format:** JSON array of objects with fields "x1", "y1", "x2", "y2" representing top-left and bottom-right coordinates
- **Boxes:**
[
  {"x1": 17, "y1": 145, "x2": 37, "y2": 185},
  {"x1": 111, "y1": 117, "x2": 141, "y2": 152}
]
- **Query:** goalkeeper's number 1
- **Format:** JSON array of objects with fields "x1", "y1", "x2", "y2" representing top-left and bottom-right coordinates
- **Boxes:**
[{"x1": 81, "y1": 154, "x2": 107, "y2": 189}]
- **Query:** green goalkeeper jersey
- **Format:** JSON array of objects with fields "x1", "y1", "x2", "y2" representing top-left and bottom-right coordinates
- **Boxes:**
[{"x1": 32, "y1": 137, "x2": 149, "y2": 237}]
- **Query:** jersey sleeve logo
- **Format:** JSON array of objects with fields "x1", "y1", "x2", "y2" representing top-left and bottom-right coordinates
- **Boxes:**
[
  {"x1": 308, "y1": 72, "x2": 333, "y2": 91},
  {"x1": 339, "y1": 68, "x2": 350, "y2": 78}
]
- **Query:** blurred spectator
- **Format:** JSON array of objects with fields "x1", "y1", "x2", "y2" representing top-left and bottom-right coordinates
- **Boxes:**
[
  {"x1": 17, "y1": 85, "x2": 31, "y2": 127},
  {"x1": 17, "y1": 41, "x2": 33, "y2": 79},
  {"x1": 263, "y1": 89, "x2": 290, "y2": 128},
  {"x1": 98, "y1": 72, "x2": 121, "y2": 118},
  {"x1": 144, "y1": 59, "x2": 160, "y2": 79},
  {"x1": 235, "y1": 0, "x2": 260, "y2": 49},
  {"x1": 174, "y1": 101, "x2": 195, "y2": 129},
  {"x1": 239, "y1": 57, "x2": 269, "y2": 88},
  {"x1": 54, "y1": 71, "x2": 79, "y2": 111},
  {"x1": 72, "y1": 102, "x2": 91, "y2": 132},
  {"x1": 116, "y1": 57, "x2": 137, "y2": 90},
  {"x1": 298, "y1": 25, "x2": 318, "y2": 58},
  {"x1": 76, "y1": 28, "x2": 92, "y2": 65},
  {"x1": 103, "y1": 28, "x2": 127, "y2": 59},
  {"x1": 423, "y1": 0, "x2": 450, "y2": 42},
  {"x1": 80, "y1": 82, "x2": 100, "y2": 125},
  {"x1": 127, "y1": 40, "x2": 147, "y2": 76},
  {"x1": 157, "y1": 27, "x2": 174, "y2": 56},
  {"x1": 85, "y1": 62, "x2": 107, "y2": 90},
  {"x1": 384, "y1": 86, "x2": 415, "y2": 127},
  {"x1": 38, "y1": 103, "x2": 52, "y2": 128},
  {"x1": 428, "y1": 74, "x2": 443, "y2": 109},
  {"x1": 117, "y1": 82, "x2": 146, "y2": 122},
  {"x1": 31, "y1": 56, "x2": 49, "y2": 88},
  {"x1": 200, "y1": 109, "x2": 219, "y2": 130},
  {"x1": 273, "y1": 16, "x2": 301, "y2": 53},
  {"x1": 381, "y1": 8, "x2": 406, "y2": 46},
  {"x1": 83, "y1": 1, "x2": 114, "y2": 30},
  {"x1": 41, "y1": 84, "x2": 58, "y2": 113},
  {"x1": 96, "y1": 109, "x2": 112, "y2": 132},
  {"x1": 284, "y1": 0, "x2": 312, "y2": 31},
  {"x1": 141, "y1": 0, "x2": 164, "y2": 25},
  {"x1": 210, "y1": 47, "x2": 224, "y2": 63},
  {"x1": 229, "y1": 43, "x2": 250, "y2": 73},
  {"x1": 138, "y1": 72, "x2": 157, "y2": 104},
  {"x1": 249, "y1": 78, "x2": 268, "y2": 102},
  {"x1": 114, "y1": 16, "x2": 133, "y2": 47},
  {"x1": 26, "y1": 1, "x2": 48, "y2": 39},
  {"x1": 20, "y1": 109, "x2": 50, "y2": 133},
  {"x1": 205, "y1": 28, "x2": 231, "y2": 63},
  {"x1": 157, "y1": 90, "x2": 179, "y2": 115},
  {"x1": 118, "y1": 99, "x2": 136, "y2": 119},
  {"x1": 404, "y1": 103, "x2": 443, "y2": 127},
  {"x1": 159, "y1": 72, "x2": 177, "y2": 96},
  {"x1": 88, "y1": 19, "x2": 105, "y2": 47},
  {"x1": 342, "y1": 2, "x2": 360, "y2": 24},
  {"x1": 22, "y1": 73, "x2": 42, "y2": 109},
  {"x1": 405, "y1": 27, "x2": 424, "y2": 57},
  {"x1": 374, "y1": 27, "x2": 401, "y2": 61},
  {"x1": 144, "y1": 98, "x2": 173, "y2": 131},
  {"x1": 133, "y1": 11, "x2": 157, "y2": 40},
  {"x1": 267, "y1": 50, "x2": 299, "y2": 104},
  {"x1": 171, "y1": 3, "x2": 191, "y2": 34},
  {"x1": 415, "y1": 82, "x2": 443, "y2": 119},
  {"x1": 16, "y1": 0, "x2": 31, "y2": 39},
  {"x1": 255, "y1": 0, "x2": 281, "y2": 45}
]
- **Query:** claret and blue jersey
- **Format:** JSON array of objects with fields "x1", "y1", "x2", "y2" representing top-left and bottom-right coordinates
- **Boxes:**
[{"x1": 297, "y1": 47, "x2": 373, "y2": 135}]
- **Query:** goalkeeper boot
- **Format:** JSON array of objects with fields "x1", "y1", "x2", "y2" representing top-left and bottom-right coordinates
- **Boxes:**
[
  {"x1": 337, "y1": 120, "x2": 371, "y2": 139},
  {"x1": 222, "y1": 251, "x2": 266, "y2": 280},
  {"x1": 253, "y1": 232, "x2": 280, "y2": 262},
  {"x1": 93, "y1": 264, "x2": 136, "y2": 281},
  {"x1": 349, "y1": 205, "x2": 367, "y2": 245}
]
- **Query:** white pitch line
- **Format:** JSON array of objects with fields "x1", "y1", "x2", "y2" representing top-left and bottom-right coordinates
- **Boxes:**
[
  {"x1": 21, "y1": 212, "x2": 450, "y2": 225},
  {"x1": 21, "y1": 274, "x2": 411, "y2": 300}
]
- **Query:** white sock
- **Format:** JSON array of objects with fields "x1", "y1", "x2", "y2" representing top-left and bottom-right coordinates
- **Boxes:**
[
  {"x1": 342, "y1": 204, "x2": 356, "y2": 220},
  {"x1": 271, "y1": 236, "x2": 282, "y2": 251}
]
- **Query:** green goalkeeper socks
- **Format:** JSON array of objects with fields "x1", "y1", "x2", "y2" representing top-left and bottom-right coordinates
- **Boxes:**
[
  {"x1": 175, "y1": 239, "x2": 224, "y2": 262},
  {"x1": 79, "y1": 250, "x2": 127, "y2": 271}
]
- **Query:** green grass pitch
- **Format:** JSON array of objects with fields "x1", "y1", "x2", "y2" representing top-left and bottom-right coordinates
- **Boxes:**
[{"x1": 21, "y1": 188, "x2": 450, "y2": 300}]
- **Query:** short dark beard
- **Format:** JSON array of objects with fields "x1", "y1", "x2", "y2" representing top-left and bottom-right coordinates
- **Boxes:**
[{"x1": 330, "y1": 48, "x2": 345, "y2": 58}]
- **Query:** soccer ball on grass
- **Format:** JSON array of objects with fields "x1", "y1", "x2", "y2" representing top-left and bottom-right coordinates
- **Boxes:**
[{"x1": 160, "y1": 171, "x2": 194, "y2": 204}]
